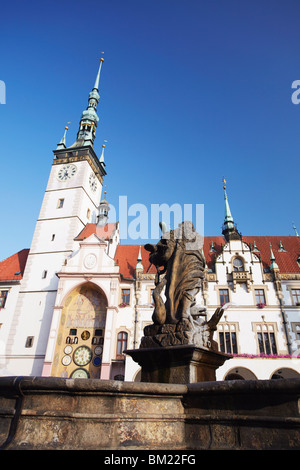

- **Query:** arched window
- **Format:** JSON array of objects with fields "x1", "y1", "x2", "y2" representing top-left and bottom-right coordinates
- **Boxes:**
[
  {"x1": 116, "y1": 331, "x2": 128, "y2": 359},
  {"x1": 233, "y1": 257, "x2": 244, "y2": 271}
]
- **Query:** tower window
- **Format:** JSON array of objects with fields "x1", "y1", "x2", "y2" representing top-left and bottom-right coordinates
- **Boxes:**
[
  {"x1": 0, "y1": 290, "x2": 8, "y2": 308},
  {"x1": 25, "y1": 336, "x2": 34, "y2": 348},
  {"x1": 42, "y1": 270, "x2": 47, "y2": 279},
  {"x1": 57, "y1": 198, "x2": 64, "y2": 209},
  {"x1": 51, "y1": 234, "x2": 55, "y2": 241},
  {"x1": 87, "y1": 208, "x2": 91, "y2": 219}
]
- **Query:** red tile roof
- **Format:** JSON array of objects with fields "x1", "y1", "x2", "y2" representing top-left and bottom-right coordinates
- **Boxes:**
[
  {"x1": 243, "y1": 236, "x2": 300, "y2": 273},
  {"x1": 116, "y1": 236, "x2": 300, "y2": 278},
  {"x1": 115, "y1": 245, "x2": 157, "y2": 279},
  {"x1": 0, "y1": 249, "x2": 29, "y2": 282},
  {"x1": 1, "y1": 236, "x2": 298, "y2": 282},
  {"x1": 204, "y1": 236, "x2": 300, "y2": 273},
  {"x1": 75, "y1": 223, "x2": 117, "y2": 241}
]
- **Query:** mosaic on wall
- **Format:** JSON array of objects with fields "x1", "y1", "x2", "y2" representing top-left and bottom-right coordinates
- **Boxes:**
[{"x1": 51, "y1": 283, "x2": 108, "y2": 379}]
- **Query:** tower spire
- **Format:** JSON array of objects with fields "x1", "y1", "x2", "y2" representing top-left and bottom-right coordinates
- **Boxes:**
[
  {"x1": 223, "y1": 178, "x2": 234, "y2": 227},
  {"x1": 221, "y1": 177, "x2": 241, "y2": 242},
  {"x1": 93, "y1": 57, "x2": 104, "y2": 91},
  {"x1": 71, "y1": 58, "x2": 104, "y2": 149}
]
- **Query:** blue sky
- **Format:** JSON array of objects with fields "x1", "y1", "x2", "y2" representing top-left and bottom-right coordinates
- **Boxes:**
[{"x1": 1, "y1": 0, "x2": 300, "y2": 261}]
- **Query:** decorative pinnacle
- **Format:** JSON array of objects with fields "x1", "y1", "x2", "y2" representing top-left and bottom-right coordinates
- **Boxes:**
[
  {"x1": 99, "y1": 141, "x2": 107, "y2": 165},
  {"x1": 136, "y1": 245, "x2": 144, "y2": 271},
  {"x1": 56, "y1": 123, "x2": 70, "y2": 149},
  {"x1": 269, "y1": 243, "x2": 279, "y2": 270}
]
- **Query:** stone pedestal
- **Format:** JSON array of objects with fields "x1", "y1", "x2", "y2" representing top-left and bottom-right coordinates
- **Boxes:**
[{"x1": 125, "y1": 344, "x2": 231, "y2": 384}]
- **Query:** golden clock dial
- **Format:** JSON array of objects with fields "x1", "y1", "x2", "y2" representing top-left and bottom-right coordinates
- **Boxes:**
[{"x1": 81, "y1": 330, "x2": 90, "y2": 341}]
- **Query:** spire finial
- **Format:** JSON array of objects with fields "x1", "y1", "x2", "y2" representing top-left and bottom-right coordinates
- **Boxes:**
[
  {"x1": 93, "y1": 57, "x2": 104, "y2": 91},
  {"x1": 292, "y1": 222, "x2": 299, "y2": 237}
]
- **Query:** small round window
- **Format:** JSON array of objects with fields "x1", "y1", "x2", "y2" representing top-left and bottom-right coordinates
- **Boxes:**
[{"x1": 233, "y1": 258, "x2": 244, "y2": 271}]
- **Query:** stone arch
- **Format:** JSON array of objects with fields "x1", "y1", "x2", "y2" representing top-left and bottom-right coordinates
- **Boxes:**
[
  {"x1": 60, "y1": 280, "x2": 108, "y2": 308},
  {"x1": 51, "y1": 282, "x2": 108, "y2": 379},
  {"x1": 224, "y1": 367, "x2": 258, "y2": 381},
  {"x1": 270, "y1": 367, "x2": 300, "y2": 380}
]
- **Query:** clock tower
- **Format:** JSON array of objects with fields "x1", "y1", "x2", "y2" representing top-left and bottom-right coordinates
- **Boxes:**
[{"x1": 10, "y1": 60, "x2": 107, "y2": 376}]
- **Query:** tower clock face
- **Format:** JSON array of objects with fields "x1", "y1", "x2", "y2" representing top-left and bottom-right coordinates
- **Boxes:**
[
  {"x1": 89, "y1": 173, "x2": 97, "y2": 192},
  {"x1": 57, "y1": 164, "x2": 77, "y2": 181},
  {"x1": 73, "y1": 346, "x2": 92, "y2": 366}
]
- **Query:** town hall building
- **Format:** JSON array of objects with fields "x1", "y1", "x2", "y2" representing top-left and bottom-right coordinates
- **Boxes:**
[{"x1": 0, "y1": 61, "x2": 300, "y2": 382}]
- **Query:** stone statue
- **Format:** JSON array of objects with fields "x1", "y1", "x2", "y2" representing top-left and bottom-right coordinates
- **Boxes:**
[{"x1": 141, "y1": 221, "x2": 224, "y2": 351}]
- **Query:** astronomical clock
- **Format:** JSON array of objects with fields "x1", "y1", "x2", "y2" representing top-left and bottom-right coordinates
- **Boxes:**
[{"x1": 51, "y1": 284, "x2": 107, "y2": 379}]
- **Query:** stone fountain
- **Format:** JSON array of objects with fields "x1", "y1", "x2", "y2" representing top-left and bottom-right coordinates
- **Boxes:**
[
  {"x1": 0, "y1": 222, "x2": 299, "y2": 450},
  {"x1": 126, "y1": 221, "x2": 231, "y2": 383}
]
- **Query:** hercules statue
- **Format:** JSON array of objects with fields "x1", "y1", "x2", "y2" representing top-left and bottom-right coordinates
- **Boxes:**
[{"x1": 140, "y1": 221, "x2": 225, "y2": 350}]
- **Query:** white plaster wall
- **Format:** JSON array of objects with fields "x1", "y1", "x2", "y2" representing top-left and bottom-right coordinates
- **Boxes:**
[
  {"x1": 21, "y1": 252, "x2": 67, "y2": 292},
  {"x1": 46, "y1": 160, "x2": 103, "y2": 207}
]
